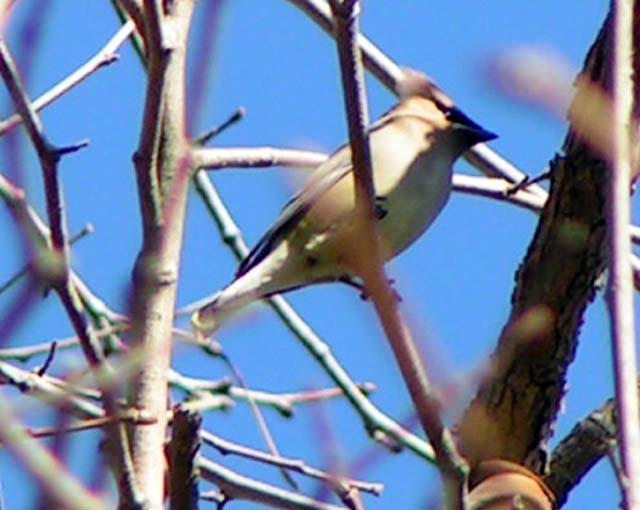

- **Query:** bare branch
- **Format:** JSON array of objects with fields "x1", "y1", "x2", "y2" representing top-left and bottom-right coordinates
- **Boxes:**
[
  {"x1": 220, "y1": 353, "x2": 298, "y2": 489},
  {"x1": 114, "y1": 0, "x2": 146, "y2": 46},
  {"x1": 127, "y1": 2, "x2": 197, "y2": 507},
  {"x1": 452, "y1": 174, "x2": 545, "y2": 213},
  {"x1": 0, "y1": 173, "x2": 127, "y2": 324},
  {"x1": 25, "y1": 414, "x2": 156, "y2": 440},
  {"x1": 194, "y1": 146, "x2": 327, "y2": 170},
  {"x1": 198, "y1": 457, "x2": 349, "y2": 510},
  {"x1": 0, "y1": 223, "x2": 94, "y2": 296},
  {"x1": 0, "y1": 21, "x2": 133, "y2": 136},
  {"x1": 456, "y1": 6, "x2": 640, "y2": 487},
  {"x1": 607, "y1": 1, "x2": 640, "y2": 508},
  {"x1": 544, "y1": 390, "x2": 620, "y2": 507},
  {"x1": 0, "y1": 360, "x2": 106, "y2": 419},
  {"x1": 169, "y1": 407, "x2": 201, "y2": 510},
  {"x1": 170, "y1": 369, "x2": 375, "y2": 416},
  {"x1": 330, "y1": 2, "x2": 467, "y2": 508},
  {"x1": 201, "y1": 430, "x2": 383, "y2": 496}
]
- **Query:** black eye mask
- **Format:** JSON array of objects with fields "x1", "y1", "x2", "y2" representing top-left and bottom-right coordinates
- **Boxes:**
[{"x1": 438, "y1": 102, "x2": 485, "y2": 132}]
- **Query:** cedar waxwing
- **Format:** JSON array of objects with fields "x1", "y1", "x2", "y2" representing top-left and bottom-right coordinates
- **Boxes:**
[{"x1": 186, "y1": 70, "x2": 497, "y2": 333}]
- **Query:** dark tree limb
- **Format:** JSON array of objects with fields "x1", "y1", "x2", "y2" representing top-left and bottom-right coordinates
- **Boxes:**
[
  {"x1": 456, "y1": 5, "x2": 640, "y2": 486},
  {"x1": 169, "y1": 407, "x2": 202, "y2": 510},
  {"x1": 544, "y1": 391, "x2": 620, "y2": 507}
]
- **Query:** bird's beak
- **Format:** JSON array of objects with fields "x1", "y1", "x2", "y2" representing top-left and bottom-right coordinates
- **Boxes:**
[
  {"x1": 466, "y1": 125, "x2": 498, "y2": 144},
  {"x1": 454, "y1": 117, "x2": 498, "y2": 145},
  {"x1": 446, "y1": 106, "x2": 498, "y2": 145}
]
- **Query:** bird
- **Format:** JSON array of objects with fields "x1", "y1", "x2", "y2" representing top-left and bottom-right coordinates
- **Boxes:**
[{"x1": 187, "y1": 70, "x2": 497, "y2": 334}]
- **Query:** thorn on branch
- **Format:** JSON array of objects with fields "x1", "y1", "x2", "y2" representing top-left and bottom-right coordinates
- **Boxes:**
[
  {"x1": 69, "y1": 223, "x2": 95, "y2": 244},
  {"x1": 506, "y1": 170, "x2": 551, "y2": 196},
  {"x1": 35, "y1": 341, "x2": 57, "y2": 376},
  {"x1": 194, "y1": 107, "x2": 247, "y2": 146},
  {"x1": 370, "y1": 428, "x2": 403, "y2": 453},
  {"x1": 99, "y1": 52, "x2": 120, "y2": 68},
  {"x1": 200, "y1": 490, "x2": 225, "y2": 505},
  {"x1": 357, "y1": 382, "x2": 377, "y2": 395},
  {"x1": 54, "y1": 138, "x2": 91, "y2": 157}
]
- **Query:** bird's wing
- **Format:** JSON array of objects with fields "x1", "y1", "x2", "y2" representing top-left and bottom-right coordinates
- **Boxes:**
[
  {"x1": 235, "y1": 112, "x2": 404, "y2": 278},
  {"x1": 236, "y1": 147, "x2": 353, "y2": 277}
]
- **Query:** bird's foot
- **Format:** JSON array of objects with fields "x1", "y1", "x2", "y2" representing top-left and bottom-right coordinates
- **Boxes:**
[{"x1": 338, "y1": 276, "x2": 403, "y2": 302}]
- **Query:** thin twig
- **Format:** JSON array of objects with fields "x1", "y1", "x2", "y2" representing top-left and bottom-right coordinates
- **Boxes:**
[
  {"x1": 0, "y1": 360, "x2": 106, "y2": 419},
  {"x1": 0, "y1": 223, "x2": 94, "y2": 296},
  {"x1": 112, "y1": 0, "x2": 147, "y2": 58},
  {"x1": 201, "y1": 430, "x2": 383, "y2": 495},
  {"x1": 0, "y1": 324, "x2": 125, "y2": 362},
  {"x1": 194, "y1": 145, "x2": 327, "y2": 170},
  {"x1": 170, "y1": 370, "x2": 375, "y2": 416},
  {"x1": 452, "y1": 174, "x2": 545, "y2": 213},
  {"x1": 607, "y1": 1, "x2": 640, "y2": 508},
  {"x1": 194, "y1": 107, "x2": 246, "y2": 146},
  {"x1": 0, "y1": 42, "x2": 79, "y2": 270},
  {"x1": 25, "y1": 414, "x2": 157, "y2": 440},
  {"x1": 0, "y1": 173, "x2": 180, "y2": 331},
  {"x1": 34, "y1": 341, "x2": 56, "y2": 376},
  {"x1": 228, "y1": 383, "x2": 377, "y2": 414},
  {"x1": 0, "y1": 275, "x2": 39, "y2": 348},
  {"x1": 0, "y1": 21, "x2": 133, "y2": 136},
  {"x1": 198, "y1": 457, "x2": 349, "y2": 510},
  {"x1": 219, "y1": 353, "x2": 298, "y2": 489}
]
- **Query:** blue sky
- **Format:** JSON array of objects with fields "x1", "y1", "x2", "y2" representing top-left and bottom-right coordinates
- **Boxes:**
[{"x1": 0, "y1": 1, "x2": 634, "y2": 509}]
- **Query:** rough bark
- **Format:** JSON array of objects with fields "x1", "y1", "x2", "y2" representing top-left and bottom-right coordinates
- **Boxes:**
[{"x1": 456, "y1": 6, "x2": 640, "y2": 480}]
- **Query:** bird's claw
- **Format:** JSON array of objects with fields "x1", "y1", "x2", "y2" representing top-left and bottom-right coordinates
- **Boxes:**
[{"x1": 339, "y1": 276, "x2": 402, "y2": 302}]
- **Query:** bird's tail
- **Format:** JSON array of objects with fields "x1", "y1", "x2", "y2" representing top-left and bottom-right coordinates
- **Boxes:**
[
  {"x1": 183, "y1": 276, "x2": 264, "y2": 335},
  {"x1": 190, "y1": 294, "x2": 225, "y2": 334}
]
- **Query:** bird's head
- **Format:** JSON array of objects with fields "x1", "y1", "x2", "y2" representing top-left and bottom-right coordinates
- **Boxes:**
[{"x1": 397, "y1": 67, "x2": 498, "y2": 149}]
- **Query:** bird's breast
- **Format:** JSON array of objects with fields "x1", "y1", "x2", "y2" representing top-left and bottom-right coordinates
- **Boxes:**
[{"x1": 376, "y1": 150, "x2": 454, "y2": 260}]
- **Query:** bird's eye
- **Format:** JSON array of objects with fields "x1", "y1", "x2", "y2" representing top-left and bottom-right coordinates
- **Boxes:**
[
  {"x1": 443, "y1": 105, "x2": 483, "y2": 131},
  {"x1": 435, "y1": 101, "x2": 470, "y2": 123},
  {"x1": 434, "y1": 100, "x2": 486, "y2": 132},
  {"x1": 444, "y1": 106, "x2": 473, "y2": 125}
]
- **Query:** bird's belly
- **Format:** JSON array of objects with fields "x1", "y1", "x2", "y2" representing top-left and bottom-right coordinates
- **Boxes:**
[
  {"x1": 377, "y1": 158, "x2": 453, "y2": 259},
  {"x1": 288, "y1": 153, "x2": 453, "y2": 278}
]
